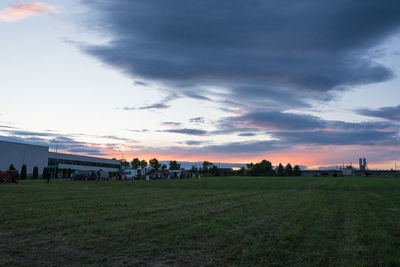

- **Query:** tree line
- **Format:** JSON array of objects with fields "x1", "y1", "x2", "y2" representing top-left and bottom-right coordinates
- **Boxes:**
[
  {"x1": 237, "y1": 160, "x2": 301, "y2": 176},
  {"x1": 121, "y1": 158, "x2": 301, "y2": 177}
]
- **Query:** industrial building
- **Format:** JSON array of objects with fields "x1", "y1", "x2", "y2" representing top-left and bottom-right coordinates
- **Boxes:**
[{"x1": 0, "y1": 140, "x2": 120, "y2": 176}]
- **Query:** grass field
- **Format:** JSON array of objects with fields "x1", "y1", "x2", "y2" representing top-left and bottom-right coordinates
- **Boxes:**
[{"x1": 1, "y1": 177, "x2": 399, "y2": 266}]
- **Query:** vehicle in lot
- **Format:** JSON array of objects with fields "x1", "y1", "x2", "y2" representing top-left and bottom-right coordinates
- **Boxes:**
[
  {"x1": 71, "y1": 170, "x2": 97, "y2": 180},
  {"x1": 123, "y1": 169, "x2": 138, "y2": 180}
]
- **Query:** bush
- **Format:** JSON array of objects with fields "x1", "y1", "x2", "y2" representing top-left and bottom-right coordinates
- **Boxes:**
[
  {"x1": 32, "y1": 166, "x2": 39, "y2": 179},
  {"x1": 20, "y1": 165, "x2": 27, "y2": 180},
  {"x1": 42, "y1": 167, "x2": 48, "y2": 179}
]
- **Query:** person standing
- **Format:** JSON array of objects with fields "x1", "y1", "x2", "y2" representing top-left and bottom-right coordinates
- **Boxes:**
[{"x1": 46, "y1": 169, "x2": 51, "y2": 183}]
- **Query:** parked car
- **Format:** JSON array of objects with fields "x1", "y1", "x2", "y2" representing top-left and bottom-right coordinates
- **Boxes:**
[{"x1": 71, "y1": 170, "x2": 96, "y2": 180}]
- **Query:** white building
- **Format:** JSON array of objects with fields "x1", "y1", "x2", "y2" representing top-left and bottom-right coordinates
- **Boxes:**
[
  {"x1": 48, "y1": 152, "x2": 120, "y2": 174},
  {"x1": 0, "y1": 140, "x2": 120, "y2": 176},
  {"x1": 0, "y1": 141, "x2": 48, "y2": 174}
]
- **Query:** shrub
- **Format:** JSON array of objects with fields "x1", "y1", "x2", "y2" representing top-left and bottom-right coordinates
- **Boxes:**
[
  {"x1": 20, "y1": 165, "x2": 27, "y2": 180},
  {"x1": 42, "y1": 167, "x2": 48, "y2": 179},
  {"x1": 32, "y1": 166, "x2": 39, "y2": 179}
]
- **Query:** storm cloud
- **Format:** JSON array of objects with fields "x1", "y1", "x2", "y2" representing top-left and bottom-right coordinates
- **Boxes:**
[
  {"x1": 74, "y1": 0, "x2": 400, "y2": 164},
  {"x1": 82, "y1": 0, "x2": 400, "y2": 109},
  {"x1": 161, "y1": 128, "x2": 208, "y2": 136}
]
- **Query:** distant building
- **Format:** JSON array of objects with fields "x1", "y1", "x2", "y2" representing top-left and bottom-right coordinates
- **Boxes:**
[
  {"x1": 342, "y1": 166, "x2": 354, "y2": 176},
  {"x1": 0, "y1": 140, "x2": 120, "y2": 176}
]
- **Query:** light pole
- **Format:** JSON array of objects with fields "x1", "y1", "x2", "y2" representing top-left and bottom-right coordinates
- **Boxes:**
[{"x1": 52, "y1": 139, "x2": 58, "y2": 178}]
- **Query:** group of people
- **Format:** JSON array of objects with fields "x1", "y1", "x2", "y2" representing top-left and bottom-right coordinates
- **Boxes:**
[{"x1": 0, "y1": 169, "x2": 19, "y2": 184}]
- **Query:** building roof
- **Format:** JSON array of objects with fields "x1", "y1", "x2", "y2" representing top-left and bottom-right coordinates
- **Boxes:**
[{"x1": 0, "y1": 139, "x2": 49, "y2": 149}]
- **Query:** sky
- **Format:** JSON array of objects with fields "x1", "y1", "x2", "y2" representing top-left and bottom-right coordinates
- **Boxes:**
[{"x1": 0, "y1": 0, "x2": 399, "y2": 169}]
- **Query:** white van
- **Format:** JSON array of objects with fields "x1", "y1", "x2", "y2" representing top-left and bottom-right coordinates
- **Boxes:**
[{"x1": 123, "y1": 169, "x2": 138, "y2": 180}]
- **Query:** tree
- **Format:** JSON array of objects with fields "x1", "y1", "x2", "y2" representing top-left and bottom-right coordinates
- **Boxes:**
[
  {"x1": 62, "y1": 168, "x2": 67, "y2": 178},
  {"x1": 169, "y1": 161, "x2": 180, "y2": 170},
  {"x1": 237, "y1": 167, "x2": 246, "y2": 176},
  {"x1": 9, "y1": 164, "x2": 15, "y2": 171},
  {"x1": 42, "y1": 167, "x2": 48, "y2": 179},
  {"x1": 120, "y1": 159, "x2": 130, "y2": 168},
  {"x1": 149, "y1": 158, "x2": 161, "y2": 171},
  {"x1": 209, "y1": 165, "x2": 219, "y2": 176},
  {"x1": 67, "y1": 168, "x2": 72, "y2": 178},
  {"x1": 191, "y1": 165, "x2": 198, "y2": 173},
  {"x1": 277, "y1": 163, "x2": 285, "y2": 176},
  {"x1": 251, "y1": 160, "x2": 274, "y2": 176},
  {"x1": 285, "y1": 163, "x2": 293, "y2": 176},
  {"x1": 140, "y1": 160, "x2": 148, "y2": 169},
  {"x1": 20, "y1": 164, "x2": 27, "y2": 180},
  {"x1": 54, "y1": 167, "x2": 58, "y2": 178},
  {"x1": 161, "y1": 164, "x2": 167, "y2": 171},
  {"x1": 293, "y1": 165, "x2": 302, "y2": 176},
  {"x1": 32, "y1": 166, "x2": 39, "y2": 179},
  {"x1": 202, "y1": 161, "x2": 211, "y2": 173},
  {"x1": 131, "y1": 158, "x2": 141, "y2": 169}
]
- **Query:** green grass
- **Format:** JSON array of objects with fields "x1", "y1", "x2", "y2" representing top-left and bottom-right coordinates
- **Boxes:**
[{"x1": 1, "y1": 177, "x2": 399, "y2": 266}]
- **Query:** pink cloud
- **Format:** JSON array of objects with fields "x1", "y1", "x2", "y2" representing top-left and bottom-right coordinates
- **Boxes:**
[{"x1": 0, "y1": 2, "x2": 56, "y2": 22}]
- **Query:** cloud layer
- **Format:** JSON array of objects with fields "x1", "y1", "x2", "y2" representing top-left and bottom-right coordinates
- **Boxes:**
[
  {"x1": 82, "y1": 0, "x2": 400, "y2": 110},
  {"x1": 0, "y1": 2, "x2": 56, "y2": 22},
  {"x1": 356, "y1": 105, "x2": 400, "y2": 122}
]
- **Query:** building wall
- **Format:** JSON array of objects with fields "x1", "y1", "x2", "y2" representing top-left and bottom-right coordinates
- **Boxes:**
[
  {"x1": 48, "y1": 152, "x2": 120, "y2": 173},
  {"x1": 0, "y1": 141, "x2": 49, "y2": 175},
  {"x1": 57, "y1": 164, "x2": 118, "y2": 172}
]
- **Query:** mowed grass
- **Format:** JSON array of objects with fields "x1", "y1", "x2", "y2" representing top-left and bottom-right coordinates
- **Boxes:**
[{"x1": 1, "y1": 177, "x2": 399, "y2": 266}]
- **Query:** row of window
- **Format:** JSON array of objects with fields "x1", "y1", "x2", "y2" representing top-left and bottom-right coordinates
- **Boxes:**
[{"x1": 48, "y1": 158, "x2": 120, "y2": 169}]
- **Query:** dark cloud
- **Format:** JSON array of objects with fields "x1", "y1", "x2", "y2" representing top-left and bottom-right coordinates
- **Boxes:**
[
  {"x1": 161, "y1": 128, "x2": 208, "y2": 136},
  {"x1": 161, "y1": 121, "x2": 181, "y2": 127},
  {"x1": 126, "y1": 129, "x2": 149, "y2": 133},
  {"x1": 238, "y1": 133, "x2": 257, "y2": 137},
  {"x1": 138, "y1": 103, "x2": 170, "y2": 110},
  {"x1": 181, "y1": 140, "x2": 209, "y2": 145},
  {"x1": 274, "y1": 130, "x2": 399, "y2": 146},
  {"x1": 0, "y1": 127, "x2": 133, "y2": 156},
  {"x1": 221, "y1": 111, "x2": 325, "y2": 131},
  {"x1": 189, "y1": 117, "x2": 205, "y2": 124},
  {"x1": 0, "y1": 125, "x2": 16, "y2": 129},
  {"x1": 181, "y1": 91, "x2": 211, "y2": 101},
  {"x1": 123, "y1": 102, "x2": 170, "y2": 110},
  {"x1": 82, "y1": 0, "x2": 399, "y2": 109},
  {"x1": 134, "y1": 80, "x2": 148, "y2": 86},
  {"x1": 158, "y1": 140, "x2": 285, "y2": 156},
  {"x1": 356, "y1": 105, "x2": 400, "y2": 122},
  {"x1": 220, "y1": 110, "x2": 396, "y2": 133},
  {"x1": 100, "y1": 135, "x2": 135, "y2": 142},
  {"x1": 214, "y1": 110, "x2": 400, "y2": 147}
]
